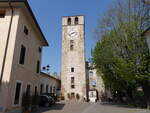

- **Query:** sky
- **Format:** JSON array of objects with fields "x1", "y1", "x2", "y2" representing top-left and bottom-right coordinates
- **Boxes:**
[{"x1": 28, "y1": 0, "x2": 114, "y2": 75}]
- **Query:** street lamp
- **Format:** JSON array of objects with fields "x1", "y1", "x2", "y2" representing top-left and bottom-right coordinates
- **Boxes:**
[{"x1": 42, "y1": 65, "x2": 51, "y2": 73}]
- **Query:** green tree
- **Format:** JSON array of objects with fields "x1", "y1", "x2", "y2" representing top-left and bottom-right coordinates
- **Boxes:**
[
  {"x1": 52, "y1": 72, "x2": 57, "y2": 77},
  {"x1": 92, "y1": 0, "x2": 150, "y2": 108}
]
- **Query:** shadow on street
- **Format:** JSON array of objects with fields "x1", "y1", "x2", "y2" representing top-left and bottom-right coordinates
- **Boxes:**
[
  {"x1": 32, "y1": 102, "x2": 66, "y2": 113},
  {"x1": 99, "y1": 102, "x2": 144, "y2": 109}
]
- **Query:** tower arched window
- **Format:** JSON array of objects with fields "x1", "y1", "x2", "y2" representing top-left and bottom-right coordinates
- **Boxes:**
[
  {"x1": 67, "y1": 18, "x2": 71, "y2": 25},
  {"x1": 75, "y1": 17, "x2": 79, "y2": 25},
  {"x1": 70, "y1": 40, "x2": 74, "y2": 51}
]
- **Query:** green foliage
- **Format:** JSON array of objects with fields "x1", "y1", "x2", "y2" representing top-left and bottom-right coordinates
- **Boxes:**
[
  {"x1": 92, "y1": 0, "x2": 150, "y2": 107},
  {"x1": 53, "y1": 72, "x2": 57, "y2": 77}
]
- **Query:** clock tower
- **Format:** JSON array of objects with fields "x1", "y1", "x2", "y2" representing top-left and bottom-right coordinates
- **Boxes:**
[{"x1": 61, "y1": 16, "x2": 87, "y2": 101}]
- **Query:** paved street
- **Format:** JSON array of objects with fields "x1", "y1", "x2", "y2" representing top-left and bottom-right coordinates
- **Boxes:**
[{"x1": 34, "y1": 102, "x2": 150, "y2": 113}]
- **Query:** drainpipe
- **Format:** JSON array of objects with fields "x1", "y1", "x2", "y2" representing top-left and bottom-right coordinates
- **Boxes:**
[{"x1": 0, "y1": 0, "x2": 14, "y2": 87}]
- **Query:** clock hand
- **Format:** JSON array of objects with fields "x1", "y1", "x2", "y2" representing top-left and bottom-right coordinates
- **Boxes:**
[
  {"x1": 71, "y1": 32, "x2": 75, "y2": 35},
  {"x1": 69, "y1": 33, "x2": 71, "y2": 36}
]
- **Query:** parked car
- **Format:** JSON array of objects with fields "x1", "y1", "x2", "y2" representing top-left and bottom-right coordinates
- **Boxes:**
[
  {"x1": 39, "y1": 95, "x2": 55, "y2": 107},
  {"x1": 48, "y1": 95, "x2": 55, "y2": 104},
  {"x1": 42, "y1": 93, "x2": 57, "y2": 101}
]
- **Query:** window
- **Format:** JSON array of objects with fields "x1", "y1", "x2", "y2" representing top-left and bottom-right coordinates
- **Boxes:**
[
  {"x1": 71, "y1": 85, "x2": 75, "y2": 89},
  {"x1": 34, "y1": 86, "x2": 37, "y2": 96},
  {"x1": 26, "y1": 84, "x2": 31, "y2": 95},
  {"x1": 39, "y1": 47, "x2": 42, "y2": 53},
  {"x1": 14, "y1": 82, "x2": 22, "y2": 105},
  {"x1": 70, "y1": 45, "x2": 74, "y2": 51},
  {"x1": 67, "y1": 18, "x2": 71, "y2": 25},
  {"x1": 50, "y1": 86, "x2": 53, "y2": 93},
  {"x1": 24, "y1": 26, "x2": 29, "y2": 35},
  {"x1": 49, "y1": 86, "x2": 51, "y2": 93},
  {"x1": 40, "y1": 84, "x2": 43, "y2": 94},
  {"x1": 71, "y1": 93, "x2": 75, "y2": 99},
  {"x1": 91, "y1": 80, "x2": 96, "y2": 87},
  {"x1": 71, "y1": 67, "x2": 74, "y2": 72},
  {"x1": 53, "y1": 87, "x2": 56, "y2": 94},
  {"x1": 37, "y1": 60, "x2": 40, "y2": 73},
  {"x1": 46, "y1": 85, "x2": 48, "y2": 93},
  {"x1": 75, "y1": 17, "x2": 79, "y2": 25},
  {"x1": 89, "y1": 71, "x2": 93, "y2": 76},
  {"x1": 71, "y1": 77, "x2": 75, "y2": 88},
  {"x1": 70, "y1": 40, "x2": 74, "y2": 51},
  {"x1": 70, "y1": 40, "x2": 74, "y2": 44},
  {"x1": 0, "y1": 10, "x2": 5, "y2": 18},
  {"x1": 19, "y1": 45, "x2": 26, "y2": 65}
]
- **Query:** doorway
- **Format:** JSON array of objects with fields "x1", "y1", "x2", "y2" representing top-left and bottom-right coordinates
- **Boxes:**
[{"x1": 71, "y1": 93, "x2": 75, "y2": 100}]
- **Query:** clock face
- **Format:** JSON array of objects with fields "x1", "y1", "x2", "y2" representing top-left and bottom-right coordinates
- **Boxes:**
[
  {"x1": 68, "y1": 29, "x2": 78, "y2": 39},
  {"x1": 69, "y1": 30, "x2": 77, "y2": 37}
]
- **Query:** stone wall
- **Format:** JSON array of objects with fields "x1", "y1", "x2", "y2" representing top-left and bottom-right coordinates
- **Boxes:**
[{"x1": 61, "y1": 16, "x2": 87, "y2": 101}]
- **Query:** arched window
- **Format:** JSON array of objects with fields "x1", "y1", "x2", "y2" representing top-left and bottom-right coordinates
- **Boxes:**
[
  {"x1": 46, "y1": 85, "x2": 48, "y2": 93},
  {"x1": 67, "y1": 18, "x2": 71, "y2": 25},
  {"x1": 40, "y1": 84, "x2": 43, "y2": 94},
  {"x1": 50, "y1": 86, "x2": 52, "y2": 93},
  {"x1": 70, "y1": 40, "x2": 74, "y2": 51},
  {"x1": 91, "y1": 80, "x2": 96, "y2": 87},
  {"x1": 75, "y1": 17, "x2": 79, "y2": 25},
  {"x1": 89, "y1": 71, "x2": 93, "y2": 76},
  {"x1": 53, "y1": 87, "x2": 56, "y2": 94}
]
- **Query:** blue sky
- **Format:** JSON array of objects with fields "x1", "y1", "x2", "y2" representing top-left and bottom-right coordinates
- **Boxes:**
[{"x1": 28, "y1": 0, "x2": 113, "y2": 74}]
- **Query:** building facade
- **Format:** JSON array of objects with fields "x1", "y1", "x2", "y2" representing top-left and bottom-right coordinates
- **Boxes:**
[
  {"x1": 144, "y1": 28, "x2": 150, "y2": 52},
  {"x1": 61, "y1": 16, "x2": 87, "y2": 101},
  {"x1": 40, "y1": 72, "x2": 61, "y2": 97},
  {"x1": 86, "y1": 62, "x2": 114, "y2": 102},
  {"x1": 87, "y1": 63, "x2": 105, "y2": 102},
  {"x1": 0, "y1": 0, "x2": 48, "y2": 112}
]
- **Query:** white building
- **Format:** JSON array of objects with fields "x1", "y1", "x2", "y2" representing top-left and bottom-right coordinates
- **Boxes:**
[
  {"x1": 86, "y1": 63, "x2": 105, "y2": 102},
  {"x1": 0, "y1": 0, "x2": 49, "y2": 112},
  {"x1": 40, "y1": 72, "x2": 61, "y2": 96}
]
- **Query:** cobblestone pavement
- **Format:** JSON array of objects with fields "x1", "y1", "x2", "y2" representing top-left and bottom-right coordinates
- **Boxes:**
[{"x1": 34, "y1": 101, "x2": 150, "y2": 113}]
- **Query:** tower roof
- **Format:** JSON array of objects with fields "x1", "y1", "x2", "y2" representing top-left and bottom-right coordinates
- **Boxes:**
[
  {"x1": 62, "y1": 15, "x2": 85, "y2": 26},
  {"x1": 62, "y1": 15, "x2": 84, "y2": 17}
]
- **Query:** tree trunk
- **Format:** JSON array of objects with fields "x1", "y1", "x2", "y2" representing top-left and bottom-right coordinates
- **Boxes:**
[
  {"x1": 117, "y1": 90, "x2": 123, "y2": 103},
  {"x1": 141, "y1": 81, "x2": 150, "y2": 109},
  {"x1": 126, "y1": 87, "x2": 134, "y2": 104}
]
